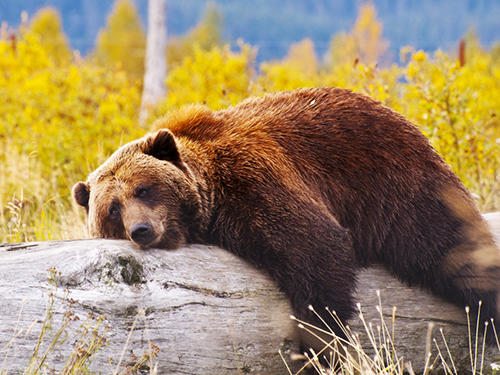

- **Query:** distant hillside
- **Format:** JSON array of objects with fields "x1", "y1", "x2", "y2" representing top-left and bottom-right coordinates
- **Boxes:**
[{"x1": 1, "y1": 0, "x2": 499, "y2": 62}]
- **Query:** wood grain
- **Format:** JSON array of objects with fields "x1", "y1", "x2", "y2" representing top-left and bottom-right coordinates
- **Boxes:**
[{"x1": 1, "y1": 212, "x2": 500, "y2": 374}]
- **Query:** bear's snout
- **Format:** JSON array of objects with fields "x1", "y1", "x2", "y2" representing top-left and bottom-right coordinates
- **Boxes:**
[{"x1": 129, "y1": 222, "x2": 153, "y2": 247}]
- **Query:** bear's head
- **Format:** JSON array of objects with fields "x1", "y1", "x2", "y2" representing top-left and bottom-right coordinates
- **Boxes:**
[{"x1": 72, "y1": 129, "x2": 205, "y2": 250}]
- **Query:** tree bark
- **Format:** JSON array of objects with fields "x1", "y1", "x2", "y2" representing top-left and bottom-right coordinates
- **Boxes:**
[
  {"x1": 139, "y1": 0, "x2": 167, "y2": 126},
  {"x1": 1, "y1": 213, "x2": 500, "y2": 374}
]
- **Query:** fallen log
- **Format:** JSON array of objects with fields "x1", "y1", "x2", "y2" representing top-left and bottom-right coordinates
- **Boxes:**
[{"x1": 1, "y1": 213, "x2": 500, "y2": 374}]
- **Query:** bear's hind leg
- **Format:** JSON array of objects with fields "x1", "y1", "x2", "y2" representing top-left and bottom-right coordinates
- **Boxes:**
[
  {"x1": 436, "y1": 226, "x2": 500, "y2": 343},
  {"x1": 386, "y1": 200, "x2": 500, "y2": 344}
]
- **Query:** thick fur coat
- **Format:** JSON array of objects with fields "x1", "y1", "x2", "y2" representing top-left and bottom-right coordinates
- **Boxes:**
[{"x1": 73, "y1": 87, "x2": 500, "y2": 343}]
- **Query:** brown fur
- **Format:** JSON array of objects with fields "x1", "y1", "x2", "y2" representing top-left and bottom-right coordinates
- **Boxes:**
[{"x1": 73, "y1": 87, "x2": 500, "y2": 344}]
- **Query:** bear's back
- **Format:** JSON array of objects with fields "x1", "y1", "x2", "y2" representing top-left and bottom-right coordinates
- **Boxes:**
[
  {"x1": 156, "y1": 88, "x2": 476, "y2": 267},
  {"x1": 164, "y1": 88, "x2": 455, "y2": 200},
  {"x1": 158, "y1": 88, "x2": 443, "y2": 175}
]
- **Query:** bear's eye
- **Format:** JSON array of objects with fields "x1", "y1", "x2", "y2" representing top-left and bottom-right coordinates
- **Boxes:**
[
  {"x1": 138, "y1": 188, "x2": 148, "y2": 198},
  {"x1": 108, "y1": 206, "x2": 120, "y2": 219}
]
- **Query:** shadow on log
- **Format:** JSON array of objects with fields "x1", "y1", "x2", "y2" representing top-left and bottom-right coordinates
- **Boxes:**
[{"x1": 1, "y1": 213, "x2": 500, "y2": 374}]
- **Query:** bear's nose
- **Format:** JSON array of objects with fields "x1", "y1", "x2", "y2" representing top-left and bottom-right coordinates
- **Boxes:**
[{"x1": 130, "y1": 222, "x2": 152, "y2": 245}]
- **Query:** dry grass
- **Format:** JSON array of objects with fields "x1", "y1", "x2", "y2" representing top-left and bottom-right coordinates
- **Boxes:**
[
  {"x1": 283, "y1": 292, "x2": 500, "y2": 375},
  {"x1": 0, "y1": 268, "x2": 159, "y2": 375},
  {"x1": 0, "y1": 142, "x2": 86, "y2": 243}
]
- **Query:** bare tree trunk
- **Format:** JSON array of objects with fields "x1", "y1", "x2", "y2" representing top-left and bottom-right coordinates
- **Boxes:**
[{"x1": 139, "y1": 0, "x2": 167, "y2": 126}]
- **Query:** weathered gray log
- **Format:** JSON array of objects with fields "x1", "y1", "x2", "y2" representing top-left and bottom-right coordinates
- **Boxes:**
[
  {"x1": 352, "y1": 212, "x2": 500, "y2": 374},
  {"x1": 0, "y1": 241, "x2": 299, "y2": 374},
  {"x1": 1, "y1": 213, "x2": 500, "y2": 374}
]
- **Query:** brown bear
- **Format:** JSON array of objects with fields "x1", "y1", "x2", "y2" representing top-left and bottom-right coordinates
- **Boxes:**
[{"x1": 73, "y1": 87, "x2": 500, "y2": 345}]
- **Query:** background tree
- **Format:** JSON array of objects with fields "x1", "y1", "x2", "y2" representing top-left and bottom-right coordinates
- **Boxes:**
[
  {"x1": 29, "y1": 7, "x2": 72, "y2": 64},
  {"x1": 284, "y1": 38, "x2": 318, "y2": 79},
  {"x1": 462, "y1": 28, "x2": 484, "y2": 65},
  {"x1": 166, "y1": 2, "x2": 223, "y2": 67},
  {"x1": 157, "y1": 43, "x2": 256, "y2": 112},
  {"x1": 492, "y1": 42, "x2": 500, "y2": 65},
  {"x1": 259, "y1": 38, "x2": 320, "y2": 91},
  {"x1": 327, "y1": 2, "x2": 389, "y2": 66},
  {"x1": 140, "y1": 0, "x2": 167, "y2": 126},
  {"x1": 93, "y1": 0, "x2": 146, "y2": 79}
]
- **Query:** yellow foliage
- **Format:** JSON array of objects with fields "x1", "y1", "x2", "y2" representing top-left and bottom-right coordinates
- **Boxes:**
[
  {"x1": 93, "y1": 0, "x2": 146, "y2": 79},
  {"x1": 259, "y1": 61, "x2": 319, "y2": 91},
  {"x1": 284, "y1": 38, "x2": 318, "y2": 79},
  {"x1": 0, "y1": 31, "x2": 144, "y2": 241},
  {"x1": 259, "y1": 38, "x2": 321, "y2": 91},
  {"x1": 323, "y1": 61, "x2": 403, "y2": 110},
  {"x1": 328, "y1": 31, "x2": 357, "y2": 67},
  {"x1": 166, "y1": 2, "x2": 223, "y2": 67},
  {"x1": 327, "y1": 2, "x2": 389, "y2": 66},
  {"x1": 352, "y1": 2, "x2": 389, "y2": 63},
  {"x1": 1, "y1": 1, "x2": 500, "y2": 243},
  {"x1": 29, "y1": 7, "x2": 72, "y2": 64},
  {"x1": 157, "y1": 43, "x2": 257, "y2": 112},
  {"x1": 402, "y1": 47, "x2": 500, "y2": 211}
]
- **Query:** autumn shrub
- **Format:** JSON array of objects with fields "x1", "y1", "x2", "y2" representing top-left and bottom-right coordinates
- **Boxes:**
[
  {"x1": 166, "y1": 2, "x2": 224, "y2": 68},
  {"x1": 92, "y1": 0, "x2": 147, "y2": 79},
  {"x1": 0, "y1": 31, "x2": 144, "y2": 241},
  {"x1": 1, "y1": 7, "x2": 499, "y2": 244},
  {"x1": 29, "y1": 7, "x2": 72, "y2": 64},
  {"x1": 258, "y1": 38, "x2": 322, "y2": 91},
  {"x1": 402, "y1": 48, "x2": 500, "y2": 212},
  {"x1": 155, "y1": 43, "x2": 258, "y2": 113},
  {"x1": 323, "y1": 61, "x2": 403, "y2": 111}
]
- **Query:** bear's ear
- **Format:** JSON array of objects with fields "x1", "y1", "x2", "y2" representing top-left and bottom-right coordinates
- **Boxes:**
[
  {"x1": 72, "y1": 182, "x2": 90, "y2": 208},
  {"x1": 142, "y1": 129, "x2": 182, "y2": 164}
]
